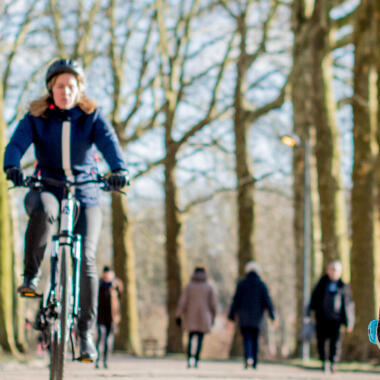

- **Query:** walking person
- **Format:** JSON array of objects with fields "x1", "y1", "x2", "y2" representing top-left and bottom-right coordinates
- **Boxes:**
[
  {"x1": 228, "y1": 261, "x2": 277, "y2": 370},
  {"x1": 95, "y1": 266, "x2": 123, "y2": 369},
  {"x1": 175, "y1": 266, "x2": 217, "y2": 368},
  {"x1": 3, "y1": 58, "x2": 129, "y2": 361},
  {"x1": 306, "y1": 260, "x2": 354, "y2": 373}
]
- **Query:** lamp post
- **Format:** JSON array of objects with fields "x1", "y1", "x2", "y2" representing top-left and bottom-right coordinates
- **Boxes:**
[{"x1": 281, "y1": 134, "x2": 312, "y2": 362}]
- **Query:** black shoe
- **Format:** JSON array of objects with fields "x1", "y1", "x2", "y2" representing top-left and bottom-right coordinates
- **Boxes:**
[
  {"x1": 103, "y1": 361, "x2": 108, "y2": 369},
  {"x1": 17, "y1": 276, "x2": 39, "y2": 297},
  {"x1": 330, "y1": 363, "x2": 336, "y2": 373},
  {"x1": 79, "y1": 332, "x2": 97, "y2": 362}
]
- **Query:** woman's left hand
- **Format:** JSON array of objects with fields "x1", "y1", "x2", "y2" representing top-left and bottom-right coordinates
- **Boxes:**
[{"x1": 108, "y1": 169, "x2": 129, "y2": 189}]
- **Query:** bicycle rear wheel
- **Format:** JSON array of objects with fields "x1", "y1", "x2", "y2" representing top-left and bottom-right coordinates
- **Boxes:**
[{"x1": 50, "y1": 246, "x2": 71, "y2": 380}]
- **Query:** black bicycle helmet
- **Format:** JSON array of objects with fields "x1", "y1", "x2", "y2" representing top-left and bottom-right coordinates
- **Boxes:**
[{"x1": 45, "y1": 59, "x2": 84, "y2": 88}]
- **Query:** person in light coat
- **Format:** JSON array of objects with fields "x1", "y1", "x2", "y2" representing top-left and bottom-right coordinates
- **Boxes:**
[{"x1": 175, "y1": 266, "x2": 217, "y2": 368}]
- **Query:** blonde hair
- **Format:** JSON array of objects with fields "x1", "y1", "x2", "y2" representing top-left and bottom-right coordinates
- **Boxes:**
[{"x1": 29, "y1": 74, "x2": 97, "y2": 117}]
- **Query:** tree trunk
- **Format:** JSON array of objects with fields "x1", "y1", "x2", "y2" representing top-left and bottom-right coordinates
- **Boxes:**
[
  {"x1": 234, "y1": 121, "x2": 256, "y2": 276},
  {"x1": 309, "y1": 0, "x2": 349, "y2": 277},
  {"x1": 10, "y1": 192, "x2": 26, "y2": 351},
  {"x1": 0, "y1": 90, "x2": 18, "y2": 354},
  {"x1": 229, "y1": 111, "x2": 256, "y2": 357},
  {"x1": 374, "y1": 0, "x2": 380, "y2": 299},
  {"x1": 112, "y1": 194, "x2": 142, "y2": 355},
  {"x1": 229, "y1": 8, "x2": 256, "y2": 358},
  {"x1": 347, "y1": 0, "x2": 378, "y2": 360},
  {"x1": 311, "y1": 128, "x2": 323, "y2": 283},
  {"x1": 290, "y1": 0, "x2": 314, "y2": 356},
  {"x1": 165, "y1": 153, "x2": 187, "y2": 353}
]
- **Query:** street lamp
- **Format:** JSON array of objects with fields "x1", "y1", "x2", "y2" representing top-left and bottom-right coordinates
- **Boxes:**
[{"x1": 281, "y1": 134, "x2": 312, "y2": 362}]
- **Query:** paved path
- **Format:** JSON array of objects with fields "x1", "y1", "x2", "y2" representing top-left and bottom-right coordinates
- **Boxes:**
[{"x1": 1, "y1": 354, "x2": 380, "y2": 380}]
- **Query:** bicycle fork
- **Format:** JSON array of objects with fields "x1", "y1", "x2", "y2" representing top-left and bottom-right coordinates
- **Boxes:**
[
  {"x1": 49, "y1": 236, "x2": 81, "y2": 310},
  {"x1": 72, "y1": 235, "x2": 81, "y2": 317},
  {"x1": 49, "y1": 233, "x2": 82, "y2": 359}
]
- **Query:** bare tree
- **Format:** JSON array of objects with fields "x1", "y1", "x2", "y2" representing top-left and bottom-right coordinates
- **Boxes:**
[
  {"x1": 348, "y1": 0, "x2": 378, "y2": 360},
  {"x1": 0, "y1": 0, "x2": 42, "y2": 354},
  {"x1": 0, "y1": 73, "x2": 16, "y2": 355},
  {"x1": 289, "y1": 0, "x2": 314, "y2": 355},
  {"x1": 155, "y1": 0, "x2": 233, "y2": 353},
  {"x1": 104, "y1": 0, "x2": 162, "y2": 355},
  {"x1": 289, "y1": 0, "x2": 356, "y2": 356},
  {"x1": 309, "y1": 0, "x2": 350, "y2": 276},
  {"x1": 375, "y1": 0, "x2": 380, "y2": 301},
  {"x1": 218, "y1": 0, "x2": 288, "y2": 356}
]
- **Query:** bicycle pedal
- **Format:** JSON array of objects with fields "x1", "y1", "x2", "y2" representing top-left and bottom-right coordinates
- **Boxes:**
[
  {"x1": 78, "y1": 357, "x2": 94, "y2": 363},
  {"x1": 20, "y1": 291, "x2": 42, "y2": 298}
]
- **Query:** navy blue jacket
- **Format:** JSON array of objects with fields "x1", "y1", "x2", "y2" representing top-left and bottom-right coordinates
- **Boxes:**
[
  {"x1": 4, "y1": 106, "x2": 127, "y2": 206},
  {"x1": 228, "y1": 272, "x2": 276, "y2": 329}
]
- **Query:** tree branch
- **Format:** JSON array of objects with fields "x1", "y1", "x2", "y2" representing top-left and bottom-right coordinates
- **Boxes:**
[
  {"x1": 174, "y1": 35, "x2": 234, "y2": 150},
  {"x1": 48, "y1": 0, "x2": 67, "y2": 57},
  {"x1": 245, "y1": 80, "x2": 289, "y2": 123},
  {"x1": 246, "y1": 0, "x2": 280, "y2": 67},
  {"x1": 330, "y1": 6, "x2": 357, "y2": 30},
  {"x1": 121, "y1": 13, "x2": 156, "y2": 129},
  {"x1": 330, "y1": 31, "x2": 353, "y2": 50},
  {"x1": 3, "y1": 3, "x2": 37, "y2": 96}
]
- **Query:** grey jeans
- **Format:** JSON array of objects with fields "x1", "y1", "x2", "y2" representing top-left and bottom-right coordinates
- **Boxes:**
[{"x1": 24, "y1": 190, "x2": 102, "y2": 333}]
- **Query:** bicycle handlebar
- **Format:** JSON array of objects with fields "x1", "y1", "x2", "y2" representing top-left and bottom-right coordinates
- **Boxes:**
[{"x1": 13, "y1": 175, "x2": 125, "y2": 194}]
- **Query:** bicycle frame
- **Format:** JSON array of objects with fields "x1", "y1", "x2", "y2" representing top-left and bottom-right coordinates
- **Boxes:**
[
  {"x1": 45, "y1": 190, "x2": 82, "y2": 351},
  {"x1": 49, "y1": 193, "x2": 81, "y2": 306}
]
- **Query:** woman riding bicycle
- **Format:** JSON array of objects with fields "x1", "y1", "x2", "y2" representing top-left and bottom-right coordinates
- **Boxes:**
[{"x1": 3, "y1": 58, "x2": 128, "y2": 361}]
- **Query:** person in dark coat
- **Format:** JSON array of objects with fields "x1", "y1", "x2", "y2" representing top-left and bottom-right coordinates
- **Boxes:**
[
  {"x1": 175, "y1": 266, "x2": 217, "y2": 368},
  {"x1": 228, "y1": 261, "x2": 277, "y2": 369},
  {"x1": 95, "y1": 266, "x2": 123, "y2": 369},
  {"x1": 307, "y1": 260, "x2": 354, "y2": 373},
  {"x1": 3, "y1": 58, "x2": 128, "y2": 361}
]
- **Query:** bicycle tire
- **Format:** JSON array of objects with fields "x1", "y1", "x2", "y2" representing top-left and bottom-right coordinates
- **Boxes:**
[
  {"x1": 49, "y1": 330, "x2": 58, "y2": 380},
  {"x1": 50, "y1": 246, "x2": 71, "y2": 380}
]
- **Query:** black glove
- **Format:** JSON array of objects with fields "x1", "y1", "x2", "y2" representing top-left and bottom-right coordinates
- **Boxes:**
[
  {"x1": 175, "y1": 317, "x2": 182, "y2": 327},
  {"x1": 107, "y1": 169, "x2": 129, "y2": 190},
  {"x1": 5, "y1": 166, "x2": 24, "y2": 186}
]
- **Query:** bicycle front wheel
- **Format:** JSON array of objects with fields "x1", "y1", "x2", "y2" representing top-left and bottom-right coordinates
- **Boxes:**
[{"x1": 50, "y1": 246, "x2": 71, "y2": 380}]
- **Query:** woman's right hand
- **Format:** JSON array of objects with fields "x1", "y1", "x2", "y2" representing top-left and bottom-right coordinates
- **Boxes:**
[{"x1": 5, "y1": 166, "x2": 24, "y2": 186}]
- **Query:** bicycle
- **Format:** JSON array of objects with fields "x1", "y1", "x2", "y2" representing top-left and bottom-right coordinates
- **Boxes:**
[{"x1": 17, "y1": 175, "x2": 116, "y2": 380}]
